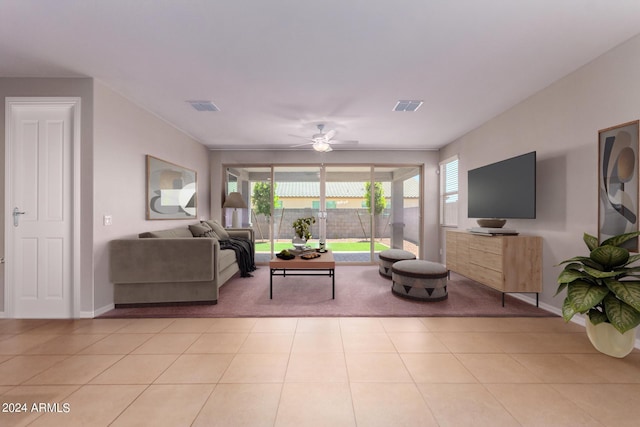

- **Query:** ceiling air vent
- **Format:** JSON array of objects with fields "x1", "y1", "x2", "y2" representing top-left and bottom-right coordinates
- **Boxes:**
[
  {"x1": 186, "y1": 100, "x2": 220, "y2": 112},
  {"x1": 393, "y1": 100, "x2": 423, "y2": 112}
]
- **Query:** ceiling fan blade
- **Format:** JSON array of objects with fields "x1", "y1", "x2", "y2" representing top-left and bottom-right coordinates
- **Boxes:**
[
  {"x1": 288, "y1": 134, "x2": 317, "y2": 148},
  {"x1": 329, "y1": 140, "x2": 359, "y2": 145},
  {"x1": 324, "y1": 129, "x2": 336, "y2": 140},
  {"x1": 288, "y1": 126, "x2": 354, "y2": 150},
  {"x1": 288, "y1": 134, "x2": 314, "y2": 141}
]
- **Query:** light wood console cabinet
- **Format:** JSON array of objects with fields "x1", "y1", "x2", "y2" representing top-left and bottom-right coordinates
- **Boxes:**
[{"x1": 445, "y1": 230, "x2": 542, "y2": 305}]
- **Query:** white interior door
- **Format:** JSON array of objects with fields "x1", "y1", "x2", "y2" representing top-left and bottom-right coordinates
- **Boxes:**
[{"x1": 6, "y1": 98, "x2": 80, "y2": 318}]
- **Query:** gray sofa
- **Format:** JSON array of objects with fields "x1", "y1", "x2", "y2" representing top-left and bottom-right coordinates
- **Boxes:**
[{"x1": 109, "y1": 223, "x2": 254, "y2": 306}]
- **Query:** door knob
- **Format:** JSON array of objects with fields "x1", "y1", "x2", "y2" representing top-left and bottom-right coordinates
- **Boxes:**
[{"x1": 13, "y1": 207, "x2": 26, "y2": 227}]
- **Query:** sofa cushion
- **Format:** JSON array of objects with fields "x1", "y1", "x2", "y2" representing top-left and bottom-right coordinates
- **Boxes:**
[
  {"x1": 203, "y1": 220, "x2": 229, "y2": 240},
  {"x1": 189, "y1": 223, "x2": 216, "y2": 238},
  {"x1": 218, "y1": 248, "x2": 237, "y2": 270},
  {"x1": 139, "y1": 227, "x2": 193, "y2": 238}
]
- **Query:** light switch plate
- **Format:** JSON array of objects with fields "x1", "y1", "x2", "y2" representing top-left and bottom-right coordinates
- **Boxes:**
[{"x1": 103, "y1": 215, "x2": 112, "y2": 226}]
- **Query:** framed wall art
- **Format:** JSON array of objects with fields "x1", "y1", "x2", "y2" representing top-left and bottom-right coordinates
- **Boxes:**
[
  {"x1": 146, "y1": 155, "x2": 197, "y2": 220},
  {"x1": 598, "y1": 120, "x2": 639, "y2": 251}
]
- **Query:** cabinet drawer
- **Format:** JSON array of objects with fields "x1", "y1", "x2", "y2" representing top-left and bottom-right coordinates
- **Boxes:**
[
  {"x1": 446, "y1": 233, "x2": 457, "y2": 257},
  {"x1": 469, "y1": 250, "x2": 502, "y2": 271},
  {"x1": 445, "y1": 232, "x2": 457, "y2": 270},
  {"x1": 446, "y1": 231, "x2": 457, "y2": 244},
  {"x1": 456, "y1": 247, "x2": 469, "y2": 271},
  {"x1": 469, "y1": 235, "x2": 503, "y2": 255},
  {"x1": 473, "y1": 266, "x2": 504, "y2": 290},
  {"x1": 457, "y1": 232, "x2": 472, "y2": 247}
]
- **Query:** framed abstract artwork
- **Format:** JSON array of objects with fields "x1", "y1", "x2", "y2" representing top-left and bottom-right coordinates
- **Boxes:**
[
  {"x1": 146, "y1": 155, "x2": 197, "y2": 220},
  {"x1": 598, "y1": 120, "x2": 639, "y2": 251}
]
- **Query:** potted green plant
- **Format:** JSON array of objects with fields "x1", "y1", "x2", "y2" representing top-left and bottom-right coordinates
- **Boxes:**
[
  {"x1": 292, "y1": 216, "x2": 315, "y2": 248},
  {"x1": 293, "y1": 216, "x2": 315, "y2": 240},
  {"x1": 556, "y1": 231, "x2": 640, "y2": 357}
]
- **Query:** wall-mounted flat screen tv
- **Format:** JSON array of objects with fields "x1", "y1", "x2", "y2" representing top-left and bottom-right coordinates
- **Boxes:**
[{"x1": 467, "y1": 151, "x2": 536, "y2": 219}]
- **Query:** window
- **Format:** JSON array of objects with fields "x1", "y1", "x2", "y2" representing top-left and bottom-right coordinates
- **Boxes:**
[
  {"x1": 226, "y1": 171, "x2": 238, "y2": 193},
  {"x1": 312, "y1": 200, "x2": 338, "y2": 209},
  {"x1": 440, "y1": 156, "x2": 458, "y2": 226}
]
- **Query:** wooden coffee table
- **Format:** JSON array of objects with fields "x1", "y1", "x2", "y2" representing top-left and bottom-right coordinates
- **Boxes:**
[{"x1": 269, "y1": 250, "x2": 336, "y2": 299}]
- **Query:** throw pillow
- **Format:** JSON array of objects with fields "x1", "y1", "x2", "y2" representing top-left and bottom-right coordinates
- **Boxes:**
[
  {"x1": 202, "y1": 219, "x2": 230, "y2": 240},
  {"x1": 189, "y1": 223, "x2": 217, "y2": 238}
]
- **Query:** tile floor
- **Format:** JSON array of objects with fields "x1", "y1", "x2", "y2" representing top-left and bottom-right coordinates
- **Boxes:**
[{"x1": 0, "y1": 316, "x2": 639, "y2": 426}]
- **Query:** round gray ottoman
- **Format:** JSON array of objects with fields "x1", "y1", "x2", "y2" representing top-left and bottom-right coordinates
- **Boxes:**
[
  {"x1": 391, "y1": 260, "x2": 449, "y2": 301},
  {"x1": 378, "y1": 249, "x2": 416, "y2": 277}
]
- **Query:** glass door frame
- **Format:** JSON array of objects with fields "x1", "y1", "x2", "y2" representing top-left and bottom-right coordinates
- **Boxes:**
[{"x1": 222, "y1": 163, "x2": 424, "y2": 263}]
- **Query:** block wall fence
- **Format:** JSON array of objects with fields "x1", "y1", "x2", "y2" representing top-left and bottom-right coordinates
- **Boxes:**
[{"x1": 247, "y1": 207, "x2": 420, "y2": 243}]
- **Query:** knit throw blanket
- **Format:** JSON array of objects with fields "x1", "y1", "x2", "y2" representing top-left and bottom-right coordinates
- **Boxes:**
[{"x1": 219, "y1": 237, "x2": 256, "y2": 277}]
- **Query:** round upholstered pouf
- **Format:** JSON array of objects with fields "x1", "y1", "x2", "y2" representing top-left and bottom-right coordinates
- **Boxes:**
[
  {"x1": 378, "y1": 249, "x2": 416, "y2": 277},
  {"x1": 391, "y1": 260, "x2": 449, "y2": 301}
]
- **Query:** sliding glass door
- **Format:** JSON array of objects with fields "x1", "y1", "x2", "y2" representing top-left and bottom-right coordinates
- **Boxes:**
[
  {"x1": 223, "y1": 166, "x2": 271, "y2": 262},
  {"x1": 273, "y1": 166, "x2": 321, "y2": 251},
  {"x1": 373, "y1": 166, "x2": 421, "y2": 262},
  {"x1": 323, "y1": 166, "x2": 376, "y2": 262},
  {"x1": 223, "y1": 164, "x2": 421, "y2": 263}
]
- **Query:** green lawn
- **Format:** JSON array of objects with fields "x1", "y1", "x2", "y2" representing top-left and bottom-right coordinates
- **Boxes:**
[{"x1": 255, "y1": 241, "x2": 389, "y2": 252}]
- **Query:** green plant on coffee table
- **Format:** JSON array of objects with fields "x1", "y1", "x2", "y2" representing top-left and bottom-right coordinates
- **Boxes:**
[
  {"x1": 292, "y1": 217, "x2": 315, "y2": 240},
  {"x1": 556, "y1": 231, "x2": 640, "y2": 334}
]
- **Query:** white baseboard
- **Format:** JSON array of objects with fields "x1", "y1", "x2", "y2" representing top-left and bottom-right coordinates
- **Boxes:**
[
  {"x1": 80, "y1": 303, "x2": 114, "y2": 319},
  {"x1": 0, "y1": 302, "x2": 115, "y2": 319},
  {"x1": 0, "y1": 307, "x2": 113, "y2": 319},
  {"x1": 509, "y1": 293, "x2": 560, "y2": 316},
  {"x1": 509, "y1": 293, "x2": 640, "y2": 350}
]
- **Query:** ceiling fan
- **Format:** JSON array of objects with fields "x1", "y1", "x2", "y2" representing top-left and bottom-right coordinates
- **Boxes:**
[{"x1": 289, "y1": 124, "x2": 358, "y2": 152}]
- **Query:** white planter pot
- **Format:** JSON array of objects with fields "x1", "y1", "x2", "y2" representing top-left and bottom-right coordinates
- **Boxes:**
[
  {"x1": 292, "y1": 235, "x2": 307, "y2": 249},
  {"x1": 585, "y1": 318, "x2": 637, "y2": 358}
]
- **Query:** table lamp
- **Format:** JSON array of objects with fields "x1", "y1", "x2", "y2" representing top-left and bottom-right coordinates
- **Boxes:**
[{"x1": 223, "y1": 192, "x2": 248, "y2": 228}]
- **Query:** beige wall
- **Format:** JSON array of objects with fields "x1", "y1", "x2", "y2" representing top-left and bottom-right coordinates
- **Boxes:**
[
  {"x1": 0, "y1": 78, "x2": 94, "y2": 314},
  {"x1": 0, "y1": 78, "x2": 210, "y2": 316},
  {"x1": 439, "y1": 33, "x2": 640, "y2": 312},
  {"x1": 210, "y1": 150, "x2": 439, "y2": 261},
  {"x1": 92, "y1": 81, "x2": 210, "y2": 313}
]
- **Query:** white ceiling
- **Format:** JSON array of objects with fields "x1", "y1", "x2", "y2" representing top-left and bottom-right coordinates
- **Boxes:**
[{"x1": 2, "y1": 1, "x2": 640, "y2": 151}]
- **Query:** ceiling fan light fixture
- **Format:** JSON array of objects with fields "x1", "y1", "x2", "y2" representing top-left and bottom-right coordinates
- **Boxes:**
[
  {"x1": 393, "y1": 100, "x2": 423, "y2": 112},
  {"x1": 313, "y1": 141, "x2": 332, "y2": 152}
]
